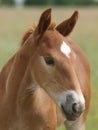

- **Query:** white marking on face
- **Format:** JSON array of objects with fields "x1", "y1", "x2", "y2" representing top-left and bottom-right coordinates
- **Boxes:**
[
  {"x1": 78, "y1": 91, "x2": 85, "y2": 105},
  {"x1": 60, "y1": 41, "x2": 71, "y2": 58},
  {"x1": 55, "y1": 90, "x2": 85, "y2": 106}
]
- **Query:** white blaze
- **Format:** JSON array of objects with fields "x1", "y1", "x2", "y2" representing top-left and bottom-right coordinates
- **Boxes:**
[
  {"x1": 56, "y1": 90, "x2": 85, "y2": 107},
  {"x1": 60, "y1": 41, "x2": 71, "y2": 58}
]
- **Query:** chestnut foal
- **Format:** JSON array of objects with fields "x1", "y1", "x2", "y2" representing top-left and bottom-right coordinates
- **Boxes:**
[{"x1": 0, "y1": 9, "x2": 90, "y2": 130}]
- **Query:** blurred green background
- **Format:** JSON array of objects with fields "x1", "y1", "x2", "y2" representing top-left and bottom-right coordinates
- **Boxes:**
[
  {"x1": 0, "y1": 0, "x2": 97, "y2": 6},
  {"x1": 0, "y1": 0, "x2": 98, "y2": 130}
]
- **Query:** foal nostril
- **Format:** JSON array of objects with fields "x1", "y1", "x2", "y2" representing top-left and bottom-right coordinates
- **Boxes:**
[
  {"x1": 72, "y1": 102, "x2": 84, "y2": 114},
  {"x1": 72, "y1": 103, "x2": 78, "y2": 113}
]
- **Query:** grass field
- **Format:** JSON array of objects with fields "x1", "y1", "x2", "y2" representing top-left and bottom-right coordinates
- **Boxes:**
[{"x1": 0, "y1": 6, "x2": 98, "y2": 130}]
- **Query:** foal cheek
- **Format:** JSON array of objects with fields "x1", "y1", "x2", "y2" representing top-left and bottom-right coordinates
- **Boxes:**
[{"x1": 30, "y1": 56, "x2": 54, "y2": 85}]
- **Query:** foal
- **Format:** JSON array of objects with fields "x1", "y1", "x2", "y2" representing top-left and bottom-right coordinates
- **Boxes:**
[{"x1": 0, "y1": 9, "x2": 90, "y2": 130}]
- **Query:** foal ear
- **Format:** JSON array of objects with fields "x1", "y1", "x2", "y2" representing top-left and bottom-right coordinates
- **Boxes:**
[
  {"x1": 35, "y1": 8, "x2": 51, "y2": 36},
  {"x1": 56, "y1": 11, "x2": 78, "y2": 36}
]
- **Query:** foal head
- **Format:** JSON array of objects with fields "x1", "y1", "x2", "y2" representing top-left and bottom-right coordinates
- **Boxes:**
[{"x1": 31, "y1": 9, "x2": 85, "y2": 121}]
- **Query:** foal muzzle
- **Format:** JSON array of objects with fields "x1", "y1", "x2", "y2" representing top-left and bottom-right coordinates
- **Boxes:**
[{"x1": 57, "y1": 90, "x2": 85, "y2": 121}]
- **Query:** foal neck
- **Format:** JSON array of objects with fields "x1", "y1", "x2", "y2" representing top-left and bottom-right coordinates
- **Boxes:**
[{"x1": 5, "y1": 34, "x2": 36, "y2": 104}]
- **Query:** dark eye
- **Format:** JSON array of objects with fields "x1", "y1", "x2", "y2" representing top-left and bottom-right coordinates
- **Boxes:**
[{"x1": 44, "y1": 56, "x2": 54, "y2": 65}]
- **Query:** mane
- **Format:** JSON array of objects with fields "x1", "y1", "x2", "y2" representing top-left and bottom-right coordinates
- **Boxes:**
[
  {"x1": 20, "y1": 27, "x2": 34, "y2": 46},
  {"x1": 20, "y1": 22, "x2": 56, "y2": 46},
  {"x1": 48, "y1": 21, "x2": 56, "y2": 30}
]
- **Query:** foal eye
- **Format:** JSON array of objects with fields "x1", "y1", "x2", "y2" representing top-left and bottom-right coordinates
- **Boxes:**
[{"x1": 44, "y1": 57, "x2": 54, "y2": 65}]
